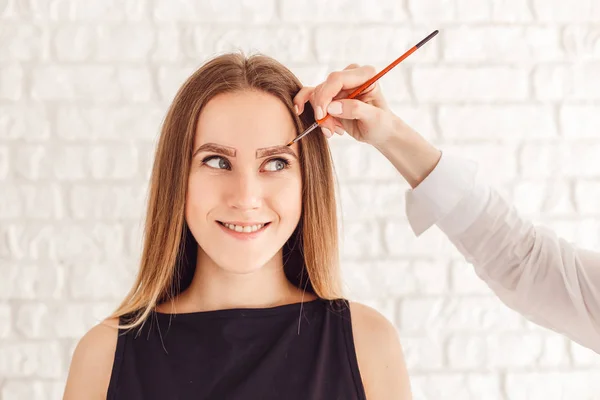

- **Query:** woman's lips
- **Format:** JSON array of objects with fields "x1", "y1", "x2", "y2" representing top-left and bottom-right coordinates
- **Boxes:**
[{"x1": 216, "y1": 221, "x2": 271, "y2": 240}]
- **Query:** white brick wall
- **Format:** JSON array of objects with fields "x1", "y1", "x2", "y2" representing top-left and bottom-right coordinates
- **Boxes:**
[{"x1": 1, "y1": 0, "x2": 600, "y2": 399}]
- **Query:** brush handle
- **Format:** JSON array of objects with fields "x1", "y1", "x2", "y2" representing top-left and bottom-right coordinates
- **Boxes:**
[
  {"x1": 314, "y1": 30, "x2": 438, "y2": 126},
  {"x1": 347, "y1": 47, "x2": 416, "y2": 100},
  {"x1": 286, "y1": 29, "x2": 440, "y2": 144}
]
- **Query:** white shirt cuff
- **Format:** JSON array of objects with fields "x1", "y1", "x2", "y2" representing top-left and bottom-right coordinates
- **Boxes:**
[{"x1": 404, "y1": 151, "x2": 486, "y2": 237}]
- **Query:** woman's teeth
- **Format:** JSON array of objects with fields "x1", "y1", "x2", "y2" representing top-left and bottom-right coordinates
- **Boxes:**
[{"x1": 221, "y1": 222, "x2": 266, "y2": 233}]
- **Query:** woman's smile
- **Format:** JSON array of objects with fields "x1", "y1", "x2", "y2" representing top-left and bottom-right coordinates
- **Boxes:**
[{"x1": 216, "y1": 220, "x2": 272, "y2": 240}]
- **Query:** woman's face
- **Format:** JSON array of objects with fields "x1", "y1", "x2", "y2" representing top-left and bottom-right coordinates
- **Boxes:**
[{"x1": 186, "y1": 90, "x2": 303, "y2": 273}]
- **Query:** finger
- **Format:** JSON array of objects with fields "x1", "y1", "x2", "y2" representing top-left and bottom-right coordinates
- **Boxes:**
[
  {"x1": 295, "y1": 89, "x2": 343, "y2": 137},
  {"x1": 333, "y1": 82, "x2": 378, "y2": 101},
  {"x1": 320, "y1": 117, "x2": 346, "y2": 138},
  {"x1": 312, "y1": 65, "x2": 378, "y2": 118},
  {"x1": 331, "y1": 64, "x2": 378, "y2": 101},
  {"x1": 321, "y1": 124, "x2": 346, "y2": 138},
  {"x1": 360, "y1": 81, "x2": 378, "y2": 95},
  {"x1": 332, "y1": 121, "x2": 346, "y2": 135},
  {"x1": 325, "y1": 98, "x2": 381, "y2": 123},
  {"x1": 333, "y1": 64, "x2": 371, "y2": 99},
  {"x1": 293, "y1": 86, "x2": 315, "y2": 115}
]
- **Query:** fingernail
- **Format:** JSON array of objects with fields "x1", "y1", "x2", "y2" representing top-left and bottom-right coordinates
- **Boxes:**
[
  {"x1": 322, "y1": 127, "x2": 332, "y2": 138},
  {"x1": 315, "y1": 106, "x2": 324, "y2": 120},
  {"x1": 334, "y1": 126, "x2": 345, "y2": 135},
  {"x1": 294, "y1": 105, "x2": 300, "y2": 115},
  {"x1": 327, "y1": 101, "x2": 342, "y2": 115}
]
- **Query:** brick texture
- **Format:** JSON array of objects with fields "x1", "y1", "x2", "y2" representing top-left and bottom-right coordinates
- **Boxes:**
[{"x1": 1, "y1": 0, "x2": 599, "y2": 399}]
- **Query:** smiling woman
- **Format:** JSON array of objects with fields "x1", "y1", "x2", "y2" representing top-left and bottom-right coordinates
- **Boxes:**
[
  {"x1": 62, "y1": 52, "x2": 411, "y2": 400},
  {"x1": 183, "y1": 89, "x2": 309, "y2": 291}
]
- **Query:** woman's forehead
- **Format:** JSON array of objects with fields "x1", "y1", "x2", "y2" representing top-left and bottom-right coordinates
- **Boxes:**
[{"x1": 196, "y1": 91, "x2": 297, "y2": 147}]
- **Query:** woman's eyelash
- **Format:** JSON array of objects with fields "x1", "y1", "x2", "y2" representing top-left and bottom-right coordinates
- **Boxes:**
[
  {"x1": 202, "y1": 155, "x2": 224, "y2": 162},
  {"x1": 201, "y1": 155, "x2": 219, "y2": 163},
  {"x1": 200, "y1": 155, "x2": 292, "y2": 170},
  {"x1": 268, "y1": 157, "x2": 291, "y2": 168},
  {"x1": 201, "y1": 155, "x2": 230, "y2": 168}
]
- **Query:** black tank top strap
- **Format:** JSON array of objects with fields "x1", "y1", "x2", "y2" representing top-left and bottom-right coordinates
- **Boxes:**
[
  {"x1": 331, "y1": 299, "x2": 367, "y2": 399},
  {"x1": 106, "y1": 315, "x2": 130, "y2": 399}
]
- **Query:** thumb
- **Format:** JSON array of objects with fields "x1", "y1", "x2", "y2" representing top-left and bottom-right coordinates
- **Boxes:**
[{"x1": 326, "y1": 98, "x2": 381, "y2": 122}]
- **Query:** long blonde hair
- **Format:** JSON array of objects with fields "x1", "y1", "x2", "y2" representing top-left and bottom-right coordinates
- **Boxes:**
[{"x1": 109, "y1": 52, "x2": 342, "y2": 329}]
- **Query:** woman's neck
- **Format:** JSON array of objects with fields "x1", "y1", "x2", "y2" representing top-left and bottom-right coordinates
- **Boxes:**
[{"x1": 158, "y1": 247, "x2": 316, "y2": 314}]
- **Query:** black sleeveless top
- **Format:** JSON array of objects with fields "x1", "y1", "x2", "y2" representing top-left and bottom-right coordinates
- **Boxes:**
[{"x1": 107, "y1": 298, "x2": 367, "y2": 399}]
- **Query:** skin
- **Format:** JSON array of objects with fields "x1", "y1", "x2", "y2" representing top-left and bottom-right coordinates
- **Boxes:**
[
  {"x1": 160, "y1": 90, "x2": 313, "y2": 313},
  {"x1": 63, "y1": 64, "x2": 434, "y2": 399}
]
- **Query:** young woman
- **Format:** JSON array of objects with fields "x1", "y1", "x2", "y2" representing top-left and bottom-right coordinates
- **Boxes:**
[{"x1": 62, "y1": 53, "x2": 416, "y2": 399}]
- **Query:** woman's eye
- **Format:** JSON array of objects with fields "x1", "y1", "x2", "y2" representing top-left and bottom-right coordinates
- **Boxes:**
[
  {"x1": 204, "y1": 156, "x2": 230, "y2": 169},
  {"x1": 264, "y1": 158, "x2": 289, "y2": 172}
]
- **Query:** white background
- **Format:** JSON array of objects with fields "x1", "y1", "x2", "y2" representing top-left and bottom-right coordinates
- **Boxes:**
[{"x1": 1, "y1": 0, "x2": 600, "y2": 399}]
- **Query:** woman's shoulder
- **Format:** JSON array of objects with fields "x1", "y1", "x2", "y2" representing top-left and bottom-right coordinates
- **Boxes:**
[
  {"x1": 323, "y1": 298, "x2": 403, "y2": 355},
  {"x1": 347, "y1": 301, "x2": 400, "y2": 351},
  {"x1": 348, "y1": 301, "x2": 412, "y2": 399},
  {"x1": 63, "y1": 317, "x2": 120, "y2": 399}
]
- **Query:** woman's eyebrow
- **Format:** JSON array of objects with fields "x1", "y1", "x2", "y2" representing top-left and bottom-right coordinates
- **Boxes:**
[
  {"x1": 256, "y1": 145, "x2": 298, "y2": 160},
  {"x1": 192, "y1": 143, "x2": 236, "y2": 158},
  {"x1": 192, "y1": 143, "x2": 298, "y2": 160}
]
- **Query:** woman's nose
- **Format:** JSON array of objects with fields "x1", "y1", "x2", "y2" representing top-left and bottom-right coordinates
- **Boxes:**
[{"x1": 227, "y1": 172, "x2": 262, "y2": 211}]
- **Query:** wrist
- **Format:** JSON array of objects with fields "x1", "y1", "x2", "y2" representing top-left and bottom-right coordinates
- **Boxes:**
[{"x1": 374, "y1": 116, "x2": 442, "y2": 188}]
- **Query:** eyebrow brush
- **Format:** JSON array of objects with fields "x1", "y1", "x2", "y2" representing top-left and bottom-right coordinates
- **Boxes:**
[{"x1": 286, "y1": 29, "x2": 439, "y2": 147}]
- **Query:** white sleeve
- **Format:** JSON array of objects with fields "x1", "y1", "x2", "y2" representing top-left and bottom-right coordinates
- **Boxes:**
[{"x1": 405, "y1": 152, "x2": 600, "y2": 354}]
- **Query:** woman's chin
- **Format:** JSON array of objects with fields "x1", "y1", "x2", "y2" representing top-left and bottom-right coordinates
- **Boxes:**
[{"x1": 210, "y1": 253, "x2": 281, "y2": 275}]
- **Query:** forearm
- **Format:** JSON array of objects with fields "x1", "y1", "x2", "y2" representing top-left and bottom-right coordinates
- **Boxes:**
[
  {"x1": 445, "y1": 184, "x2": 600, "y2": 353},
  {"x1": 374, "y1": 117, "x2": 442, "y2": 189},
  {"x1": 400, "y1": 139, "x2": 600, "y2": 353}
]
